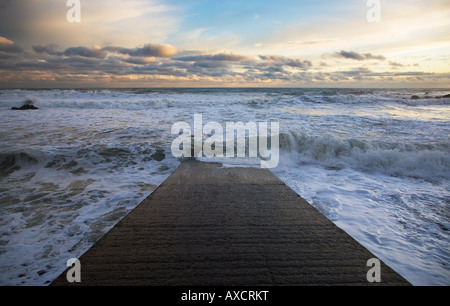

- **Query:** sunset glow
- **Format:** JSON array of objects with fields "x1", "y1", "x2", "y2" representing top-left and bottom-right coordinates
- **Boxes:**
[{"x1": 0, "y1": 0, "x2": 449, "y2": 88}]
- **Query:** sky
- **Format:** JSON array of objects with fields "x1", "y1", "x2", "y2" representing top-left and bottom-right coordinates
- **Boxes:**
[{"x1": 0, "y1": 0, "x2": 449, "y2": 88}]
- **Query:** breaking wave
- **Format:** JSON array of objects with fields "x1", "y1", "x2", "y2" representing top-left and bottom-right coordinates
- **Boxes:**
[{"x1": 279, "y1": 132, "x2": 450, "y2": 180}]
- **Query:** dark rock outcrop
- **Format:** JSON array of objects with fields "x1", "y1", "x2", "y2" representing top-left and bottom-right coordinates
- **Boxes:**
[
  {"x1": 12, "y1": 104, "x2": 39, "y2": 110},
  {"x1": 433, "y1": 94, "x2": 450, "y2": 99},
  {"x1": 11, "y1": 99, "x2": 39, "y2": 110}
]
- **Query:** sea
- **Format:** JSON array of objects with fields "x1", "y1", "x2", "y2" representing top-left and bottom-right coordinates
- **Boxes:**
[{"x1": 0, "y1": 88, "x2": 449, "y2": 286}]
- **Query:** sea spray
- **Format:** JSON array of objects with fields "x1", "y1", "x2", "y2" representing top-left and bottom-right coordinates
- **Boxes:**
[{"x1": 278, "y1": 131, "x2": 450, "y2": 180}]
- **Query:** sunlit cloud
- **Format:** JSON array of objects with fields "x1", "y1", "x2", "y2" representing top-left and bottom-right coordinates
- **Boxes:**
[
  {"x1": 0, "y1": 36, "x2": 23, "y2": 54},
  {"x1": 0, "y1": 0, "x2": 449, "y2": 87},
  {"x1": 0, "y1": 0, "x2": 180, "y2": 48},
  {"x1": 0, "y1": 36, "x2": 14, "y2": 45},
  {"x1": 104, "y1": 44, "x2": 177, "y2": 58}
]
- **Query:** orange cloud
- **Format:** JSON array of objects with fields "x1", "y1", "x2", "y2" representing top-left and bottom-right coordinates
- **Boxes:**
[{"x1": 0, "y1": 36, "x2": 14, "y2": 45}]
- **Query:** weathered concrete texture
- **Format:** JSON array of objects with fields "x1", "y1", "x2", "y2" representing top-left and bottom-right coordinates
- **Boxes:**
[{"x1": 52, "y1": 160, "x2": 410, "y2": 286}]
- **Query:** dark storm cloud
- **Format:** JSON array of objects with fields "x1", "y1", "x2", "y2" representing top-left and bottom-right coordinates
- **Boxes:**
[
  {"x1": 32, "y1": 44, "x2": 61, "y2": 55},
  {"x1": 170, "y1": 51, "x2": 312, "y2": 79},
  {"x1": 174, "y1": 52, "x2": 249, "y2": 62},
  {"x1": 31, "y1": 43, "x2": 176, "y2": 61},
  {"x1": 192, "y1": 61, "x2": 229, "y2": 69},
  {"x1": 15, "y1": 55, "x2": 104, "y2": 72},
  {"x1": 328, "y1": 67, "x2": 435, "y2": 82},
  {"x1": 1, "y1": 39, "x2": 446, "y2": 86},
  {"x1": 0, "y1": 41, "x2": 23, "y2": 54},
  {"x1": 63, "y1": 47, "x2": 107, "y2": 59},
  {"x1": 259, "y1": 55, "x2": 313, "y2": 70},
  {"x1": 339, "y1": 67, "x2": 373, "y2": 76},
  {"x1": 103, "y1": 44, "x2": 177, "y2": 58},
  {"x1": 389, "y1": 61, "x2": 404, "y2": 68},
  {"x1": 167, "y1": 52, "x2": 253, "y2": 78},
  {"x1": 334, "y1": 50, "x2": 386, "y2": 61},
  {"x1": 0, "y1": 37, "x2": 24, "y2": 64},
  {"x1": 33, "y1": 44, "x2": 107, "y2": 59},
  {"x1": 131, "y1": 63, "x2": 189, "y2": 77}
]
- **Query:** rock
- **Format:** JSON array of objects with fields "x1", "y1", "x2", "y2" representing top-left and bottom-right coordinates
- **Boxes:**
[
  {"x1": 11, "y1": 98, "x2": 39, "y2": 110},
  {"x1": 151, "y1": 149, "x2": 166, "y2": 162},
  {"x1": 434, "y1": 94, "x2": 450, "y2": 99},
  {"x1": 411, "y1": 95, "x2": 420, "y2": 100},
  {"x1": 37, "y1": 270, "x2": 47, "y2": 276},
  {"x1": 12, "y1": 104, "x2": 39, "y2": 110}
]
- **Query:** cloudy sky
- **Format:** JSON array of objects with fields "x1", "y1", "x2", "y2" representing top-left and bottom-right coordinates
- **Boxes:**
[{"x1": 0, "y1": 0, "x2": 449, "y2": 88}]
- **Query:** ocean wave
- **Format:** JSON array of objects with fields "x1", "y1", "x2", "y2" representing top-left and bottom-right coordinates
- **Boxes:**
[
  {"x1": 1, "y1": 89, "x2": 449, "y2": 111},
  {"x1": 0, "y1": 89, "x2": 271, "y2": 110},
  {"x1": 394, "y1": 96, "x2": 450, "y2": 107},
  {"x1": 0, "y1": 89, "x2": 168, "y2": 110},
  {"x1": 274, "y1": 90, "x2": 450, "y2": 107},
  {"x1": 279, "y1": 132, "x2": 450, "y2": 179},
  {"x1": 0, "y1": 152, "x2": 39, "y2": 176},
  {"x1": 0, "y1": 142, "x2": 172, "y2": 178}
]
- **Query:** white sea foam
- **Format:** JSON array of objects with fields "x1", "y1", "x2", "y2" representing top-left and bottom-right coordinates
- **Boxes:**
[
  {"x1": 278, "y1": 132, "x2": 450, "y2": 180},
  {"x1": 272, "y1": 163, "x2": 450, "y2": 286},
  {"x1": 0, "y1": 88, "x2": 449, "y2": 285}
]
